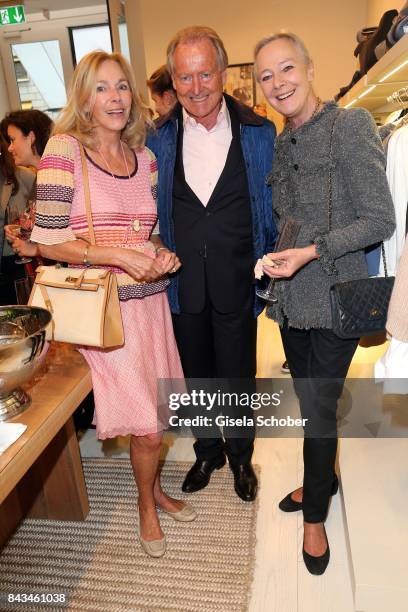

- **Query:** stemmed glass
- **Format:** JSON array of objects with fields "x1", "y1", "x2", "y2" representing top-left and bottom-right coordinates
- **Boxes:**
[
  {"x1": 7, "y1": 200, "x2": 36, "y2": 264},
  {"x1": 256, "y1": 218, "x2": 302, "y2": 303}
]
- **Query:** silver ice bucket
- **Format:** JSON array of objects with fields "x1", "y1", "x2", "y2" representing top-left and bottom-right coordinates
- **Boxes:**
[{"x1": 0, "y1": 306, "x2": 51, "y2": 421}]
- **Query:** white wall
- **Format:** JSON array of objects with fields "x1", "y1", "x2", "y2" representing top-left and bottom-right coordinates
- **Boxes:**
[
  {"x1": 139, "y1": 0, "x2": 368, "y2": 102},
  {"x1": 0, "y1": 53, "x2": 10, "y2": 117},
  {"x1": 367, "y1": 0, "x2": 405, "y2": 25}
]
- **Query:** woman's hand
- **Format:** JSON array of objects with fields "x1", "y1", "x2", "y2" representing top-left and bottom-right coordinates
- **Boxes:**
[
  {"x1": 118, "y1": 249, "x2": 169, "y2": 282},
  {"x1": 4, "y1": 224, "x2": 20, "y2": 243},
  {"x1": 263, "y1": 245, "x2": 318, "y2": 279},
  {"x1": 7, "y1": 233, "x2": 39, "y2": 258},
  {"x1": 155, "y1": 247, "x2": 181, "y2": 274}
]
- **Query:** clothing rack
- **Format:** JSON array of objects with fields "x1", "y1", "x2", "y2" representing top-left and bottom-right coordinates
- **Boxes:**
[{"x1": 387, "y1": 86, "x2": 408, "y2": 105}]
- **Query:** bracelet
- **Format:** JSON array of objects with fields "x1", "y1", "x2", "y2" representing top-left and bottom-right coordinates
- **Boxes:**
[
  {"x1": 156, "y1": 246, "x2": 168, "y2": 254},
  {"x1": 83, "y1": 244, "x2": 92, "y2": 266}
]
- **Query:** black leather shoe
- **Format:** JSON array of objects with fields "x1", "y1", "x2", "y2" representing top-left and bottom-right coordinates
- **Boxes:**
[
  {"x1": 182, "y1": 456, "x2": 226, "y2": 493},
  {"x1": 302, "y1": 526, "x2": 330, "y2": 575},
  {"x1": 279, "y1": 475, "x2": 339, "y2": 513},
  {"x1": 231, "y1": 463, "x2": 258, "y2": 502}
]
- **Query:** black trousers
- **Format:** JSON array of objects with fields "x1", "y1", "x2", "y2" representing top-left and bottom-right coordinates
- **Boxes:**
[
  {"x1": 0, "y1": 255, "x2": 26, "y2": 305},
  {"x1": 280, "y1": 320, "x2": 358, "y2": 522},
  {"x1": 172, "y1": 295, "x2": 257, "y2": 467}
]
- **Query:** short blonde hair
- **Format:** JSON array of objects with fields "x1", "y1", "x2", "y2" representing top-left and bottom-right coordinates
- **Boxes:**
[
  {"x1": 53, "y1": 50, "x2": 152, "y2": 149},
  {"x1": 254, "y1": 31, "x2": 312, "y2": 80},
  {"x1": 167, "y1": 26, "x2": 228, "y2": 75}
]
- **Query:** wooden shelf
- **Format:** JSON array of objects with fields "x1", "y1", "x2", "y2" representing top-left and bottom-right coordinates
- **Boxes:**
[{"x1": 338, "y1": 34, "x2": 408, "y2": 116}]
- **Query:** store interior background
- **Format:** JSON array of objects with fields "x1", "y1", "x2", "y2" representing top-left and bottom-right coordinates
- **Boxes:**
[
  {"x1": 0, "y1": 0, "x2": 403, "y2": 121},
  {"x1": 1, "y1": 1, "x2": 407, "y2": 611}
]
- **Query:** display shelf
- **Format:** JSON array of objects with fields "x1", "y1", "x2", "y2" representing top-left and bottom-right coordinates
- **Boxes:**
[
  {"x1": 338, "y1": 34, "x2": 408, "y2": 115},
  {"x1": 340, "y1": 437, "x2": 408, "y2": 612}
]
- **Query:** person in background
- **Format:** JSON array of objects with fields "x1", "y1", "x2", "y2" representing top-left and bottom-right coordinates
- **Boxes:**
[
  {"x1": 0, "y1": 133, "x2": 35, "y2": 304},
  {"x1": 254, "y1": 31, "x2": 395, "y2": 575},
  {"x1": 147, "y1": 26, "x2": 277, "y2": 502},
  {"x1": 147, "y1": 65, "x2": 177, "y2": 117},
  {"x1": 1, "y1": 109, "x2": 53, "y2": 171},
  {"x1": 8, "y1": 50, "x2": 195, "y2": 559}
]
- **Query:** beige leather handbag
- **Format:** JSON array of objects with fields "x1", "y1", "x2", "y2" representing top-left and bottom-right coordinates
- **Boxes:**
[{"x1": 29, "y1": 143, "x2": 124, "y2": 348}]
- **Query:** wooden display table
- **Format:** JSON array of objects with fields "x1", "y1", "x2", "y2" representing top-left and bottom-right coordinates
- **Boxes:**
[{"x1": 0, "y1": 345, "x2": 92, "y2": 548}]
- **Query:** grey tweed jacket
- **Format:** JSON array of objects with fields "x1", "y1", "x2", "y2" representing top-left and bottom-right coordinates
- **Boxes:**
[{"x1": 267, "y1": 101, "x2": 395, "y2": 329}]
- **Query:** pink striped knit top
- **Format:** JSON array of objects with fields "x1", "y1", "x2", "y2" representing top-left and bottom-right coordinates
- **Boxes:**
[{"x1": 31, "y1": 134, "x2": 168, "y2": 300}]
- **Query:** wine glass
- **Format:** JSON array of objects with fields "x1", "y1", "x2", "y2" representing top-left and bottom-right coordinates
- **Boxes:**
[
  {"x1": 256, "y1": 218, "x2": 302, "y2": 303},
  {"x1": 7, "y1": 200, "x2": 36, "y2": 264}
]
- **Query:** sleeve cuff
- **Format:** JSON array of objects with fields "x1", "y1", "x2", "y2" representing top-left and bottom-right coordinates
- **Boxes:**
[
  {"x1": 30, "y1": 225, "x2": 76, "y2": 245},
  {"x1": 313, "y1": 234, "x2": 338, "y2": 276}
]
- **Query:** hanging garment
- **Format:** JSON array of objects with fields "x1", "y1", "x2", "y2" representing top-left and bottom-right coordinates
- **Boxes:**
[
  {"x1": 380, "y1": 124, "x2": 408, "y2": 276},
  {"x1": 375, "y1": 338, "x2": 408, "y2": 394}
]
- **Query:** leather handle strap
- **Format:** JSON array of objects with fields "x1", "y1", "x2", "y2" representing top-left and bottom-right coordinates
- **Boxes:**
[
  {"x1": 39, "y1": 284, "x2": 55, "y2": 340},
  {"x1": 79, "y1": 143, "x2": 96, "y2": 246}
]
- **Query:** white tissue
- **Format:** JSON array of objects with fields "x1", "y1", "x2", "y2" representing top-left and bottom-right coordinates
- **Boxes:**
[{"x1": 0, "y1": 422, "x2": 27, "y2": 454}]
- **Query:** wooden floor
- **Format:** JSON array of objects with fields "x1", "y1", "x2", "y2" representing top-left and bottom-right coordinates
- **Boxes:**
[{"x1": 79, "y1": 313, "x2": 390, "y2": 612}]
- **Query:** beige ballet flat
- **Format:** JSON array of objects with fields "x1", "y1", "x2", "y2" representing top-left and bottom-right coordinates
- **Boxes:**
[
  {"x1": 139, "y1": 534, "x2": 166, "y2": 558},
  {"x1": 136, "y1": 504, "x2": 166, "y2": 558},
  {"x1": 162, "y1": 502, "x2": 197, "y2": 522}
]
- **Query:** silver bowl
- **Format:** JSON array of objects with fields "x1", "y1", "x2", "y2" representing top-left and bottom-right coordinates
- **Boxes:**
[{"x1": 0, "y1": 306, "x2": 51, "y2": 421}]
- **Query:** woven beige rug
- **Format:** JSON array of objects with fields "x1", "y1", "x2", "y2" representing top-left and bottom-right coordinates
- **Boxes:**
[{"x1": 0, "y1": 458, "x2": 259, "y2": 612}]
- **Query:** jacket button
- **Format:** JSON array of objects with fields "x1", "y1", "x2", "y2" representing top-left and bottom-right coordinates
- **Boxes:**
[
  {"x1": 293, "y1": 164, "x2": 299, "y2": 170},
  {"x1": 206, "y1": 211, "x2": 211, "y2": 217},
  {"x1": 291, "y1": 137, "x2": 296, "y2": 144}
]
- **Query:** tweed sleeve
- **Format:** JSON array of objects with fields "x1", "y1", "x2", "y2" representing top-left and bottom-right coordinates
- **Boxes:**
[
  {"x1": 30, "y1": 135, "x2": 77, "y2": 245},
  {"x1": 313, "y1": 108, "x2": 395, "y2": 270},
  {"x1": 145, "y1": 146, "x2": 160, "y2": 236}
]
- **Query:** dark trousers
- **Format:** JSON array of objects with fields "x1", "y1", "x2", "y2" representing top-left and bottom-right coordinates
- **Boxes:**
[
  {"x1": 280, "y1": 320, "x2": 358, "y2": 522},
  {"x1": 172, "y1": 296, "x2": 257, "y2": 467},
  {"x1": 0, "y1": 255, "x2": 26, "y2": 305}
]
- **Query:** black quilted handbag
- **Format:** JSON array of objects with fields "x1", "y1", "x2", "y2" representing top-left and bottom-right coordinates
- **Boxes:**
[
  {"x1": 330, "y1": 269, "x2": 394, "y2": 339},
  {"x1": 326, "y1": 112, "x2": 395, "y2": 339}
]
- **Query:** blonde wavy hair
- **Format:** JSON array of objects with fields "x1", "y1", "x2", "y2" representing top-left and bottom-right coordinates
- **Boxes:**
[{"x1": 53, "y1": 50, "x2": 152, "y2": 149}]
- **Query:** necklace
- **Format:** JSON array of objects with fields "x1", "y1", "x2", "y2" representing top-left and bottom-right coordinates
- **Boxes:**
[
  {"x1": 97, "y1": 141, "x2": 141, "y2": 235},
  {"x1": 287, "y1": 97, "x2": 322, "y2": 133},
  {"x1": 97, "y1": 140, "x2": 131, "y2": 179}
]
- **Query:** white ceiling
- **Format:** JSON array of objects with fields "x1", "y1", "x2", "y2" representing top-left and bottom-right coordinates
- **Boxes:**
[{"x1": 24, "y1": 0, "x2": 107, "y2": 14}]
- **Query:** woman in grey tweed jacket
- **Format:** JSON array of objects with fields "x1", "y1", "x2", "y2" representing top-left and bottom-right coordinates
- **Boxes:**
[{"x1": 255, "y1": 32, "x2": 395, "y2": 575}]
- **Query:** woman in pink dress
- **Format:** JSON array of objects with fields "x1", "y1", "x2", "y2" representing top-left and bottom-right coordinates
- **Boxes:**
[{"x1": 9, "y1": 50, "x2": 196, "y2": 558}]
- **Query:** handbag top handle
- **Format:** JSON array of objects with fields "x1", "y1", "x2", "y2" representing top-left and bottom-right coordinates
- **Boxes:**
[
  {"x1": 79, "y1": 143, "x2": 96, "y2": 246},
  {"x1": 326, "y1": 109, "x2": 389, "y2": 278}
]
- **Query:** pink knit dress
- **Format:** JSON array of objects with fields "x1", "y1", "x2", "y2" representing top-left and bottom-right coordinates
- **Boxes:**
[{"x1": 31, "y1": 135, "x2": 183, "y2": 439}]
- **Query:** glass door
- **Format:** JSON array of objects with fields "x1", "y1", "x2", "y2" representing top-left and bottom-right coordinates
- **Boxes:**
[{"x1": 11, "y1": 40, "x2": 67, "y2": 119}]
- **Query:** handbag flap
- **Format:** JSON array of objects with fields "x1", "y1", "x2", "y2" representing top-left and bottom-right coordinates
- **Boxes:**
[
  {"x1": 35, "y1": 266, "x2": 109, "y2": 292},
  {"x1": 331, "y1": 277, "x2": 395, "y2": 320}
]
